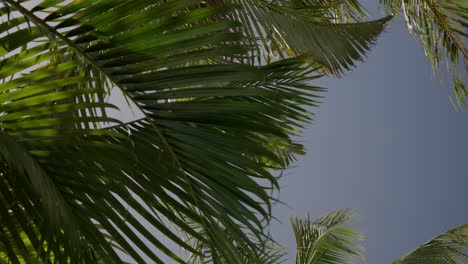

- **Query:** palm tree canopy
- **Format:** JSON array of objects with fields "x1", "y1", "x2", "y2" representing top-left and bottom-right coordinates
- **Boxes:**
[{"x1": 0, "y1": 0, "x2": 391, "y2": 262}]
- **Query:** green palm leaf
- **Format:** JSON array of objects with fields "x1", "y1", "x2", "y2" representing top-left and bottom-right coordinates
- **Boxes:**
[
  {"x1": 380, "y1": 0, "x2": 468, "y2": 107},
  {"x1": 393, "y1": 223, "x2": 468, "y2": 264},
  {"x1": 291, "y1": 209, "x2": 365, "y2": 264}
]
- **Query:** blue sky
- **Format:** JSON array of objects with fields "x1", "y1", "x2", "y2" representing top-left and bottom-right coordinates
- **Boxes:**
[{"x1": 269, "y1": 2, "x2": 468, "y2": 263}]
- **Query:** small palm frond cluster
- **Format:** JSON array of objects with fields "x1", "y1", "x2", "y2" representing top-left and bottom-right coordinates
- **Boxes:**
[
  {"x1": 380, "y1": 0, "x2": 468, "y2": 108},
  {"x1": 291, "y1": 209, "x2": 365, "y2": 264},
  {"x1": 0, "y1": 0, "x2": 390, "y2": 262}
]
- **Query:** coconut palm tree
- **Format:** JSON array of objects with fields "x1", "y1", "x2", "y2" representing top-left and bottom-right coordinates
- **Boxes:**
[{"x1": 0, "y1": 0, "x2": 390, "y2": 262}]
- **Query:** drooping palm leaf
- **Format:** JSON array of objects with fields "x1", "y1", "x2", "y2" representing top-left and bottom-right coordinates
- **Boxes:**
[
  {"x1": 210, "y1": 0, "x2": 391, "y2": 74},
  {"x1": 0, "y1": 0, "x2": 327, "y2": 262},
  {"x1": 380, "y1": 0, "x2": 468, "y2": 107},
  {"x1": 393, "y1": 223, "x2": 468, "y2": 264},
  {"x1": 291, "y1": 209, "x2": 365, "y2": 264}
]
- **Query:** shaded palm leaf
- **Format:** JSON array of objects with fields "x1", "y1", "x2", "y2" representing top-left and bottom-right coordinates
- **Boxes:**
[
  {"x1": 393, "y1": 223, "x2": 468, "y2": 264},
  {"x1": 380, "y1": 0, "x2": 468, "y2": 107},
  {"x1": 291, "y1": 209, "x2": 365, "y2": 264}
]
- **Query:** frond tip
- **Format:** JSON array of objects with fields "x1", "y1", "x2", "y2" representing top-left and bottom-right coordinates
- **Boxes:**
[{"x1": 393, "y1": 223, "x2": 468, "y2": 264}]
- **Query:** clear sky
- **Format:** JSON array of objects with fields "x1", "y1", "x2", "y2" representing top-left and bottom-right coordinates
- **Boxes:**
[{"x1": 269, "y1": 2, "x2": 468, "y2": 263}]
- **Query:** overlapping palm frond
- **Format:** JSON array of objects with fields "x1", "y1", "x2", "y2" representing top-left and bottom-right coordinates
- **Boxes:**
[
  {"x1": 393, "y1": 223, "x2": 468, "y2": 264},
  {"x1": 291, "y1": 209, "x2": 365, "y2": 264},
  {"x1": 208, "y1": 0, "x2": 391, "y2": 74},
  {"x1": 380, "y1": 0, "x2": 468, "y2": 108},
  {"x1": 0, "y1": 0, "x2": 329, "y2": 262}
]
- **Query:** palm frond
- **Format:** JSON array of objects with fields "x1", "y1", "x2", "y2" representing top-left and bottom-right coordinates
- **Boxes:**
[
  {"x1": 393, "y1": 223, "x2": 468, "y2": 264},
  {"x1": 0, "y1": 0, "x2": 324, "y2": 262},
  {"x1": 222, "y1": 0, "x2": 391, "y2": 74},
  {"x1": 380, "y1": 0, "x2": 468, "y2": 108},
  {"x1": 291, "y1": 209, "x2": 365, "y2": 264}
]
